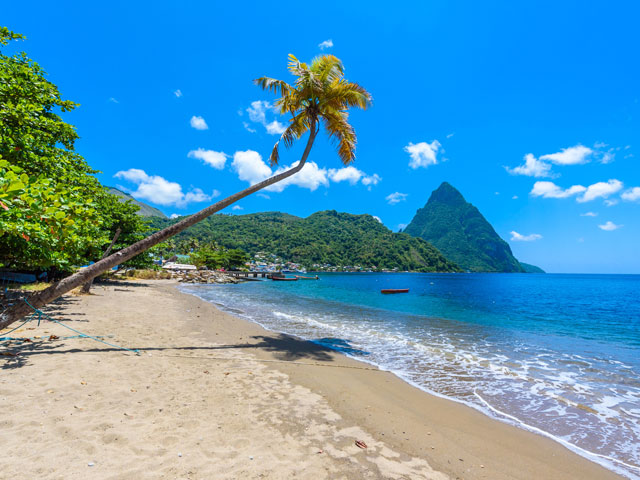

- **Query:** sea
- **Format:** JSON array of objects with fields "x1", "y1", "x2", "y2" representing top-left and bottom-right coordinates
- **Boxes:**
[{"x1": 180, "y1": 273, "x2": 640, "y2": 479}]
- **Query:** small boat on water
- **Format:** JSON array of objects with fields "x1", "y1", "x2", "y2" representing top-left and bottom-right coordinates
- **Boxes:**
[
  {"x1": 295, "y1": 275, "x2": 319, "y2": 280},
  {"x1": 271, "y1": 276, "x2": 298, "y2": 281},
  {"x1": 380, "y1": 288, "x2": 409, "y2": 294}
]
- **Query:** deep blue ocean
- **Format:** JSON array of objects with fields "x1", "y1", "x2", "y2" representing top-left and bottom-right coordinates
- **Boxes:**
[{"x1": 180, "y1": 273, "x2": 640, "y2": 478}]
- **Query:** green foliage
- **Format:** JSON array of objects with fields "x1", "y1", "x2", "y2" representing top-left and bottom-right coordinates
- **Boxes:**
[
  {"x1": 190, "y1": 244, "x2": 248, "y2": 270},
  {"x1": 520, "y1": 262, "x2": 545, "y2": 273},
  {"x1": 0, "y1": 27, "x2": 152, "y2": 272},
  {"x1": 404, "y1": 182, "x2": 525, "y2": 273},
  {"x1": 148, "y1": 211, "x2": 460, "y2": 272}
]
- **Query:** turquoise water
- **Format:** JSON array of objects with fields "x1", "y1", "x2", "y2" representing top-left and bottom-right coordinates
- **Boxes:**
[{"x1": 181, "y1": 273, "x2": 640, "y2": 478}]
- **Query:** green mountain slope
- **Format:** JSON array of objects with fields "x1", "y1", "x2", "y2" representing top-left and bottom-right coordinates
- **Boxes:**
[
  {"x1": 404, "y1": 182, "x2": 525, "y2": 272},
  {"x1": 107, "y1": 187, "x2": 167, "y2": 218},
  {"x1": 520, "y1": 262, "x2": 545, "y2": 273},
  {"x1": 148, "y1": 211, "x2": 460, "y2": 272}
]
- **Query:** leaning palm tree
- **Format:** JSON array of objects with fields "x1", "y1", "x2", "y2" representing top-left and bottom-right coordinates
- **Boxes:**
[{"x1": 0, "y1": 54, "x2": 371, "y2": 328}]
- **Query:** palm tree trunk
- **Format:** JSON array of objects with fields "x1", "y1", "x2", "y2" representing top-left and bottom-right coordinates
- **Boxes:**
[
  {"x1": 80, "y1": 227, "x2": 122, "y2": 294},
  {"x1": 0, "y1": 125, "x2": 318, "y2": 329}
]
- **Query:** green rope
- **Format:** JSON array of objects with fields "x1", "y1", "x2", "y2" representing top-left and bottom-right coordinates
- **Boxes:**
[{"x1": 20, "y1": 299, "x2": 139, "y2": 355}]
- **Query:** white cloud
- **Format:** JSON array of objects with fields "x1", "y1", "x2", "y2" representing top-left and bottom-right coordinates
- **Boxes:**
[
  {"x1": 386, "y1": 192, "x2": 408, "y2": 205},
  {"x1": 361, "y1": 173, "x2": 382, "y2": 187},
  {"x1": 257, "y1": 193, "x2": 270, "y2": 199},
  {"x1": 267, "y1": 161, "x2": 329, "y2": 192},
  {"x1": 232, "y1": 205, "x2": 243, "y2": 211},
  {"x1": 540, "y1": 145, "x2": 593, "y2": 165},
  {"x1": 577, "y1": 179, "x2": 623, "y2": 203},
  {"x1": 599, "y1": 221, "x2": 623, "y2": 231},
  {"x1": 446, "y1": 133, "x2": 455, "y2": 139},
  {"x1": 512, "y1": 195, "x2": 519, "y2": 200},
  {"x1": 405, "y1": 141, "x2": 441, "y2": 169},
  {"x1": 510, "y1": 231, "x2": 542, "y2": 242},
  {"x1": 318, "y1": 39, "x2": 333, "y2": 50},
  {"x1": 188, "y1": 148, "x2": 228, "y2": 169},
  {"x1": 232, "y1": 150, "x2": 273, "y2": 185},
  {"x1": 506, "y1": 153, "x2": 554, "y2": 178},
  {"x1": 397, "y1": 223, "x2": 407, "y2": 231},
  {"x1": 170, "y1": 213, "x2": 179, "y2": 219},
  {"x1": 114, "y1": 168, "x2": 211, "y2": 208},
  {"x1": 580, "y1": 212, "x2": 598, "y2": 217},
  {"x1": 190, "y1": 115, "x2": 208, "y2": 130},
  {"x1": 621, "y1": 187, "x2": 640, "y2": 201},
  {"x1": 605, "y1": 199, "x2": 619, "y2": 207},
  {"x1": 212, "y1": 189, "x2": 221, "y2": 198},
  {"x1": 531, "y1": 180, "x2": 623, "y2": 203},
  {"x1": 329, "y1": 166, "x2": 363, "y2": 185},
  {"x1": 109, "y1": 97, "x2": 119, "y2": 104},
  {"x1": 231, "y1": 150, "x2": 328, "y2": 193},
  {"x1": 265, "y1": 120, "x2": 287, "y2": 135},
  {"x1": 243, "y1": 122, "x2": 256, "y2": 133},
  {"x1": 373, "y1": 216, "x2": 382, "y2": 223},
  {"x1": 530, "y1": 181, "x2": 586, "y2": 199},
  {"x1": 246, "y1": 101, "x2": 286, "y2": 135},
  {"x1": 327, "y1": 166, "x2": 381, "y2": 189},
  {"x1": 174, "y1": 89, "x2": 182, "y2": 98}
]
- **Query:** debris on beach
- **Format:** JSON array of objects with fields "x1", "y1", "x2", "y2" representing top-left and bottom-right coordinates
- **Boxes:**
[{"x1": 355, "y1": 440, "x2": 368, "y2": 449}]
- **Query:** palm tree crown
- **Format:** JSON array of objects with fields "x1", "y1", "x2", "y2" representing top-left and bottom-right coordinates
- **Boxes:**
[{"x1": 255, "y1": 54, "x2": 372, "y2": 166}]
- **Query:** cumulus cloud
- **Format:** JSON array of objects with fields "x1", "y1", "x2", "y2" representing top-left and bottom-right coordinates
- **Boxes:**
[
  {"x1": 257, "y1": 193, "x2": 270, "y2": 199},
  {"x1": 231, "y1": 150, "x2": 328, "y2": 193},
  {"x1": 232, "y1": 150, "x2": 273, "y2": 185},
  {"x1": 506, "y1": 153, "x2": 554, "y2": 178},
  {"x1": 245, "y1": 101, "x2": 286, "y2": 135},
  {"x1": 512, "y1": 195, "x2": 519, "y2": 200},
  {"x1": 174, "y1": 89, "x2": 182, "y2": 98},
  {"x1": 580, "y1": 212, "x2": 598, "y2": 217},
  {"x1": 386, "y1": 192, "x2": 408, "y2": 205},
  {"x1": 318, "y1": 39, "x2": 333, "y2": 50},
  {"x1": 188, "y1": 148, "x2": 228, "y2": 169},
  {"x1": 405, "y1": 141, "x2": 441, "y2": 169},
  {"x1": 397, "y1": 223, "x2": 407, "y2": 231},
  {"x1": 373, "y1": 216, "x2": 382, "y2": 223},
  {"x1": 243, "y1": 122, "x2": 256, "y2": 133},
  {"x1": 621, "y1": 187, "x2": 640, "y2": 201},
  {"x1": 577, "y1": 179, "x2": 623, "y2": 203},
  {"x1": 540, "y1": 145, "x2": 593, "y2": 165},
  {"x1": 327, "y1": 166, "x2": 381, "y2": 188},
  {"x1": 510, "y1": 231, "x2": 542, "y2": 242},
  {"x1": 190, "y1": 115, "x2": 208, "y2": 130},
  {"x1": 265, "y1": 120, "x2": 287, "y2": 135},
  {"x1": 599, "y1": 221, "x2": 623, "y2": 231},
  {"x1": 232, "y1": 205, "x2": 243, "y2": 211},
  {"x1": 605, "y1": 199, "x2": 619, "y2": 207},
  {"x1": 530, "y1": 181, "x2": 586, "y2": 199},
  {"x1": 170, "y1": 213, "x2": 179, "y2": 219},
  {"x1": 114, "y1": 168, "x2": 212, "y2": 208},
  {"x1": 531, "y1": 179, "x2": 623, "y2": 203}
]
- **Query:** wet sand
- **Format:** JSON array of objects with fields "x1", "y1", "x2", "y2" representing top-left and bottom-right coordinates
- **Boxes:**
[{"x1": 0, "y1": 279, "x2": 621, "y2": 479}]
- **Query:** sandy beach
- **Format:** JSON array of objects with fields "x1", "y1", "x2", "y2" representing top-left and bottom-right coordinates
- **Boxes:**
[{"x1": 0, "y1": 279, "x2": 621, "y2": 479}]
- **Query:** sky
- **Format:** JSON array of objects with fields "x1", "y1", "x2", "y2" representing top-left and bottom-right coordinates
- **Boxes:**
[{"x1": 4, "y1": 1, "x2": 640, "y2": 273}]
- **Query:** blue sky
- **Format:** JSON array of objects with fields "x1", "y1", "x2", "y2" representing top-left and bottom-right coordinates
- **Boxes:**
[{"x1": 5, "y1": 1, "x2": 639, "y2": 273}]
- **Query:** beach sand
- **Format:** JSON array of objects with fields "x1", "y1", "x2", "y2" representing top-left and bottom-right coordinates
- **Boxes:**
[{"x1": 0, "y1": 279, "x2": 621, "y2": 479}]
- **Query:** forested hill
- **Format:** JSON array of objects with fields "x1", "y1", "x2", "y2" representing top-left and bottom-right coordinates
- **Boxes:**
[
  {"x1": 148, "y1": 211, "x2": 460, "y2": 272},
  {"x1": 107, "y1": 187, "x2": 167, "y2": 218},
  {"x1": 404, "y1": 182, "x2": 526, "y2": 273}
]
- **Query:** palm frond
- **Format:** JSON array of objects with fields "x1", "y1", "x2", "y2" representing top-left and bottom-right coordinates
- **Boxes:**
[
  {"x1": 254, "y1": 76, "x2": 292, "y2": 97},
  {"x1": 320, "y1": 110, "x2": 357, "y2": 165}
]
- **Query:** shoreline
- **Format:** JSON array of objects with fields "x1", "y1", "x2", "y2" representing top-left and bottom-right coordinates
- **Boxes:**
[
  {"x1": 178, "y1": 281, "x2": 628, "y2": 480},
  {"x1": 0, "y1": 279, "x2": 623, "y2": 479}
]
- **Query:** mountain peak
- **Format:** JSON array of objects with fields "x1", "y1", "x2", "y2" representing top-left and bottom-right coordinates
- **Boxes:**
[
  {"x1": 428, "y1": 182, "x2": 467, "y2": 205},
  {"x1": 404, "y1": 183, "x2": 525, "y2": 272}
]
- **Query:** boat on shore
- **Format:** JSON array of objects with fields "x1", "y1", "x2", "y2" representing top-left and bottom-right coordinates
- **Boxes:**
[
  {"x1": 271, "y1": 276, "x2": 298, "y2": 281},
  {"x1": 380, "y1": 288, "x2": 409, "y2": 294}
]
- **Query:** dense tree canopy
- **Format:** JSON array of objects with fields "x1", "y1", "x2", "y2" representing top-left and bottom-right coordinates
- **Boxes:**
[
  {"x1": 0, "y1": 27, "x2": 151, "y2": 273},
  {"x1": 148, "y1": 211, "x2": 460, "y2": 272}
]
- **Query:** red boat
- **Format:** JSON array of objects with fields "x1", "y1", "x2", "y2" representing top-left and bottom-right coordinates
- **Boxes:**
[
  {"x1": 295, "y1": 275, "x2": 319, "y2": 280},
  {"x1": 271, "y1": 276, "x2": 298, "y2": 281},
  {"x1": 381, "y1": 288, "x2": 409, "y2": 294}
]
